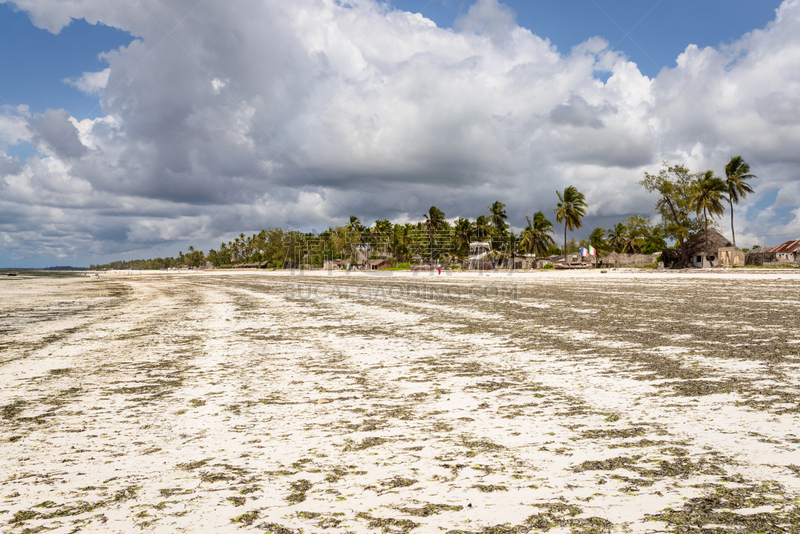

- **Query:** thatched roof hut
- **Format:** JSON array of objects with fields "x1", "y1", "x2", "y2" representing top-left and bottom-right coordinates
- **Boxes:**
[
  {"x1": 687, "y1": 228, "x2": 734, "y2": 257},
  {"x1": 366, "y1": 259, "x2": 391, "y2": 270},
  {"x1": 660, "y1": 229, "x2": 740, "y2": 268}
]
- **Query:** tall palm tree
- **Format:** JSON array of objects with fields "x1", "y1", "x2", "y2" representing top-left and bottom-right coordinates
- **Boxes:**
[
  {"x1": 520, "y1": 211, "x2": 555, "y2": 256},
  {"x1": 424, "y1": 206, "x2": 446, "y2": 266},
  {"x1": 554, "y1": 186, "x2": 588, "y2": 257},
  {"x1": 693, "y1": 171, "x2": 729, "y2": 261},
  {"x1": 486, "y1": 201, "x2": 508, "y2": 237},
  {"x1": 724, "y1": 156, "x2": 756, "y2": 247}
]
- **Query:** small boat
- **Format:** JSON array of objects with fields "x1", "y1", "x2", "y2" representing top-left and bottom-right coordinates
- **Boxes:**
[{"x1": 6, "y1": 273, "x2": 17, "y2": 276}]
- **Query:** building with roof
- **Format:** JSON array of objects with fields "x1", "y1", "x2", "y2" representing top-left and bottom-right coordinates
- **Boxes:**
[
  {"x1": 764, "y1": 239, "x2": 800, "y2": 263},
  {"x1": 687, "y1": 229, "x2": 744, "y2": 268},
  {"x1": 467, "y1": 242, "x2": 492, "y2": 270},
  {"x1": 366, "y1": 259, "x2": 392, "y2": 270},
  {"x1": 598, "y1": 252, "x2": 660, "y2": 268}
]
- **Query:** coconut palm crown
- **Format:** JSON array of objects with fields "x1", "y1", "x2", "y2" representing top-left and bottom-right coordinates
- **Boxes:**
[
  {"x1": 486, "y1": 201, "x2": 509, "y2": 237},
  {"x1": 520, "y1": 211, "x2": 555, "y2": 256}
]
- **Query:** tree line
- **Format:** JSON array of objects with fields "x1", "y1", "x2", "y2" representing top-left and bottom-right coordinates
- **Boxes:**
[{"x1": 90, "y1": 156, "x2": 756, "y2": 270}]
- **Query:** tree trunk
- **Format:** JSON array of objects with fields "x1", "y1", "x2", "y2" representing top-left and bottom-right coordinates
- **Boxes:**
[
  {"x1": 729, "y1": 199, "x2": 736, "y2": 247},
  {"x1": 662, "y1": 194, "x2": 689, "y2": 268},
  {"x1": 564, "y1": 222, "x2": 567, "y2": 260},
  {"x1": 704, "y1": 207, "x2": 709, "y2": 268}
]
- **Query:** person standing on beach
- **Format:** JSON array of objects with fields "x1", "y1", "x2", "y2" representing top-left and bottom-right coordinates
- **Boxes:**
[{"x1": 438, "y1": 265, "x2": 441, "y2": 275}]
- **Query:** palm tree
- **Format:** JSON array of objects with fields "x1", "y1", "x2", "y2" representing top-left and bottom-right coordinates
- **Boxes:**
[
  {"x1": 589, "y1": 227, "x2": 607, "y2": 253},
  {"x1": 388, "y1": 225, "x2": 410, "y2": 264},
  {"x1": 520, "y1": 211, "x2": 555, "y2": 256},
  {"x1": 608, "y1": 220, "x2": 651, "y2": 254},
  {"x1": 554, "y1": 186, "x2": 588, "y2": 258},
  {"x1": 642, "y1": 227, "x2": 667, "y2": 254},
  {"x1": 474, "y1": 215, "x2": 492, "y2": 240},
  {"x1": 724, "y1": 156, "x2": 756, "y2": 247},
  {"x1": 501, "y1": 232, "x2": 518, "y2": 269},
  {"x1": 453, "y1": 217, "x2": 472, "y2": 257},
  {"x1": 606, "y1": 222, "x2": 629, "y2": 253},
  {"x1": 373, "y1": 219, "x2": 393, "y2": 258},
  {"x1": 486, "y1": 201, "x2": 508, "y2": 237},
  {"x1": 374, "y1": 219, "x2": 392, "y2": 236},
  {"x1": 692, "y1": 171, "x2": 729, "y2": 262},
  {"x1": 424, "y1": 206, "x2": 446, "y2": 266},
  {"x1": 346, "y1": 215, "x2": 361, "y2": 231}
]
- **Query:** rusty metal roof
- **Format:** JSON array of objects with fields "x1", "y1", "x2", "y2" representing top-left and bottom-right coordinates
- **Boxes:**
[{"x1": 764, "y1": 239, "x2": 800, "y2": 253}]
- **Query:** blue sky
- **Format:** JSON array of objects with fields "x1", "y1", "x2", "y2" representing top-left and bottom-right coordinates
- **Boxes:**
[
  {"x1": 0, "y1": 4, "x2": 133, "y2": 119},
  {"x1": 0, "y1": 0, "x2": 797, "y2": 267},
  {"x1": 394, "y1": 0, "x2": 783, "y2": 77}
]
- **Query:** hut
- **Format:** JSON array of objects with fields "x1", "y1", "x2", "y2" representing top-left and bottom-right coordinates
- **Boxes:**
[
  {"x1": 366, "y1": 259, "x2": 391, "y2": 270},
  {"x1": 688, "y1": 229, "x2": 742, "y2": 268}
]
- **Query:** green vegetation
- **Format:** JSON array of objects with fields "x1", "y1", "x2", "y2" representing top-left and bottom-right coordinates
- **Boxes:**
[
  {"x1": 555, "y1": 185, "x2": 588, "y2": 256},
  {"x1": 89, "y1": 195, "x2": 569, "y2": 270},
  {"x1": 638, "y1": 158, "x2": 756, "y2": 267}
]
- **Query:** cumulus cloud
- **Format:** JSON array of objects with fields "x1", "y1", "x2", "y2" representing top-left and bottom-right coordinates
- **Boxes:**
[
  {"x1": 27, "y1": 108, "x2": 88, "y2": 159},
  {"x1": 549, "y1": 94, "x2": 612, "y2": 129},
  {"x1": 1, "y1": 0, "x2": 800, "y2": 263},
  {"x1": 63, "y1": 68, "x2": 110, "y2": 95}
]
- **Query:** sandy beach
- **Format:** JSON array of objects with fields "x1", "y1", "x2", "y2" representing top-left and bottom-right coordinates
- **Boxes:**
[{"x1": 1, "y1": 270, "x2": 799, "y2": 533}]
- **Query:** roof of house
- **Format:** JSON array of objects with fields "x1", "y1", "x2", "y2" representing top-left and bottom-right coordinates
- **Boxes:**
[
  {"x1": 366, "y1": 259, "x2": 390, "y2": 266},
  {"x1": 764, "y1": 239, "x2": 800, "y2": 253},
  {"x1": 688, "y1": 228, "x2": 736, "y2": 256}
]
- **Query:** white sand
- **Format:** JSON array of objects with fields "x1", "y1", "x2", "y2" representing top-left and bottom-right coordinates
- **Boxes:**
[{"x1": 1, "y1": 270, "x2": 799, "y2": 533}]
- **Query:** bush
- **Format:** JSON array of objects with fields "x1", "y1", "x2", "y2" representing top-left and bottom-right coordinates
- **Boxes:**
[{"x1": 543, "y1": 263, "x2": 554, "y2": 270}]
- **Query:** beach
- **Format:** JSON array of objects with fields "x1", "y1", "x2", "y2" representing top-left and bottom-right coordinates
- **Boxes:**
[{"x1": 1, "y1": 270, "x2": 799, "y2": 533}]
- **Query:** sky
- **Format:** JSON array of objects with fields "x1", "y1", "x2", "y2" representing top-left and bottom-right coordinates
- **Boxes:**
[{"x1": 0, "y1": 0, "x2": 798, "y2": 267}]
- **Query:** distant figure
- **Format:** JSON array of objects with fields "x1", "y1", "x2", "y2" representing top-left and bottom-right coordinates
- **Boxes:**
[{"x1": 437, "y1": 266, "x2": 441, "y2": 275}]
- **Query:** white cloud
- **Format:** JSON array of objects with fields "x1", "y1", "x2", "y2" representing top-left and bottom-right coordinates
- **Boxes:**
[
  {"x1": 0, "y1": 106, "x2": 33, "y2": 146},
  {"x1": 1, "y1": 0, "x2": 800, "y2": 261},
  {"x1": 63, "y1": 68, "x2": 110, "y2": 95}
]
